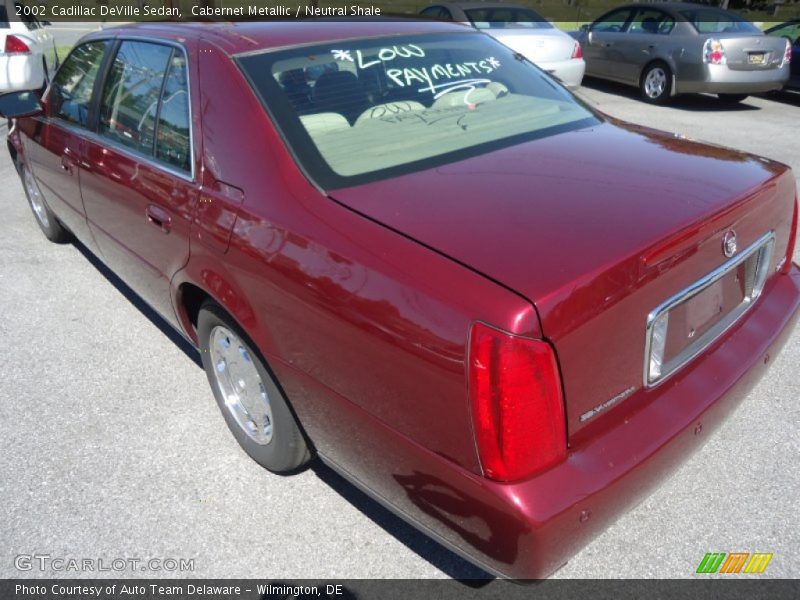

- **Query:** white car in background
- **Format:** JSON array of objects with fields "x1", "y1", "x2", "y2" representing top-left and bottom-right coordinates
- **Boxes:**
[
  {"x1": 1, "y1": 1, "x2": 57, "y2": 92},
  {"x1": 420, "y1": 2, "x2": 585, "y2": 88}
]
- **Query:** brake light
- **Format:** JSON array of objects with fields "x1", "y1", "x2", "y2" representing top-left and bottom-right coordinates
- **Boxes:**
[
  {"x1": 703, "y1": 38, "x2": 726, "y2": 65},
  {"x1": 782, "y1": 196, "x2": 798, "y2": 274},
  {"x1": 571, "y1": 41, "x2": 583, "y2": 60},
  {"x1": 468, "y1": 322, "x2": 566, "y2": 482},
  {"x1": 4, "y1": 35, "x2": 30, "y2": 54},
  {"x1": 783, "y1": 38, "x2": 792, "y2": 66}
]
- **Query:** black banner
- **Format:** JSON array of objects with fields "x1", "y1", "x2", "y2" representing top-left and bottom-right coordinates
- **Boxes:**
[
  {"x1": 9, "y1": 0, "x2": 800, "y2": 23},
  {"x1": 2, "y1": 580, "x2": 800, "y2": 600}
]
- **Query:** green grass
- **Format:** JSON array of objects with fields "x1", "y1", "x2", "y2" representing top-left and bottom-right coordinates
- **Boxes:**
[{"x1": 55, "y1": 46, "x2": 73, "y2": 63}]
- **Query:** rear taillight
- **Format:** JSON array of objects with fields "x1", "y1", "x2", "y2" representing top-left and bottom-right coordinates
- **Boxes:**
[
  {"x1": 468, "y1": 322, "x2": 566, "y2": 482},
  {"x1": 703, "y1": 38, "x2": 726, "y2": 65},
  {"x1": 782, "y1": 196, "x2": 798, "y2": 274},
  {"x1": 783, "y1": 39, "x2": 792, "y2": 66},
  {"x1": 571, "y1": 41, "x2": 583, "y2": 60},
  {"x1": 4, "y1": 35, "x2": 31, "y2": 55}
]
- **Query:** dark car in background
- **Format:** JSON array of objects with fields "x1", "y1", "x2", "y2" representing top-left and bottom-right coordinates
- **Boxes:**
[
  {"x1": 572, "y1": 2, "x2": 791, "y2": 103},
  {"x1": 1, "y1": 20, "x2": 799, "y2": 579},
  {"x1": 765, "y1": 19, "x2": 800, "y2": 90}
]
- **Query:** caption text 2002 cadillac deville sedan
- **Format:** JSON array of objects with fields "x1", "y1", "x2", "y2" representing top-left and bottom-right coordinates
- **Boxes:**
[{"x1": 1, "y1": 20, "x2": 798, "y2": 579}]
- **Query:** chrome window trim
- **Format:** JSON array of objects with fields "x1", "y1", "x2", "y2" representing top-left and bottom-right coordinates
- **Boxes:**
[
  {"x1": 643, "y1": 230, "x2": 775, "y2": 388},
  {"x1": 49, "y1": 35, "x2": 196, "y2": 183}
]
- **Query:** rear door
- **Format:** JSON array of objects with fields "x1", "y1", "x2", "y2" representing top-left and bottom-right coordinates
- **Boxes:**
[
  {"x1": 80, "y1": 40, "x2": 197, "y2": 323},
  {"x1": 620, "y1": 8, "x2": 676, "y2": 82}
]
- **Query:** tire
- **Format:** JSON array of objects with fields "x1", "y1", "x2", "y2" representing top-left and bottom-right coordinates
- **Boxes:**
[
  {"x1": 718, "y1": 93, "x2": 748, "y2": 104},
  {"x1": 639, "y1": 62, "x2": 672, "y2": 104},
  {"x1": 19, "y1": 163, "x2": 71, "y2": 243},
  {"x1": 198, "y1": 301, "x2": 312, "y2": 473}
]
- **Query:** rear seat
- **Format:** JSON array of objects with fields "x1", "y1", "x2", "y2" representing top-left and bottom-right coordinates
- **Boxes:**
[
  {"x1": 354, "y1": 101, "x2": 426, "y2": 125},
  {"x1": 299, "y1": 112, "x2": 351, "y2": 135}
]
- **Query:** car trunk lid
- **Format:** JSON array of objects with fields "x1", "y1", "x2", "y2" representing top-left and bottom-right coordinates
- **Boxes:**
[
  {"x1": 329, "y1": 120, "x2": 797, "y2": 440},
  {"x1": 487, "y1": 28, "x2": 577, "y2": 63},
  {"x1": 718, "y1": 34, "x2": 787, "y2": 70}
]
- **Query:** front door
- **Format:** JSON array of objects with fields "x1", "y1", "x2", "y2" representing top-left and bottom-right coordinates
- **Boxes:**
[{"x1": 22, "y1": 40, "x2": 110, "y2": 247}]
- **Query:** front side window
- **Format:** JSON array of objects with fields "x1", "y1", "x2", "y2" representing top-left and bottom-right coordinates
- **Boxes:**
[
  {"x1": 465, "y1": 7, "x2": 552, "y2": 30},
  {"x1": 591, "y1": 9, "x2": 635, "y2": 33},
  {"x1": 98, "y1": 41, "x2": 173, "y2": 157},
  {"x1": 49, "y1": 41, "x2": 110, "y2": 127},
  {"x1": 155, "y1": 53, "x2": 191, "y2": 172},
  {"x1": 629, "y1": 9, "x2": 675, "y2": 35},
  {"x1": 420, "y1": 6, "x2": 443, "y2": 19},
  {"x1": 239, "y1": 32, "x2": 597, "y2": 189}
]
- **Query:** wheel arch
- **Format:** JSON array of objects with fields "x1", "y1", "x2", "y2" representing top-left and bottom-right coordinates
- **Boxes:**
[
  {"x1": 175, "y1": 274, "x2": 316, "y2": 457},
  {"x1": 638, "y1": 57, "x2": 673, "y2": 84},
  {"x1": 172, "y1": 261, "x2": 276, "y2": 361},
  {"x1": 638, "y1": 57, "x2": 677, "y2": 98}
]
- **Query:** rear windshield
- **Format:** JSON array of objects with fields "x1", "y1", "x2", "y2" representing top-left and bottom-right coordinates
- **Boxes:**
[
  {"x1": 237, "y1": 32, "x2": 597, "y2": 189},
  {"x1": 680, "y1": 9, "x2": 760, "y2": 34},
  {"x1": 465, "y1": 7, "x2": 553, "y2": 30}
]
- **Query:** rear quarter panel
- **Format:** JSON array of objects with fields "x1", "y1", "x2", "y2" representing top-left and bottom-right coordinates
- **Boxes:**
[{"x1": 173, "y1": 40, "x2": 540, "y2": 477}]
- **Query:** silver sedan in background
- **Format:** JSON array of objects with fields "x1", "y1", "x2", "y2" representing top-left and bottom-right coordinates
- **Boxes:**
[
  {"x1": 420, "y1": 2, "x2": 585, "y2": 88},
  {"x1": 571, "y1": 2, "x2": 791, "y2": 103}
]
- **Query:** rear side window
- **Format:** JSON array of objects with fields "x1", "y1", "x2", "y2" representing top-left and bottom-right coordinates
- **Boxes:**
[
  {"x1": 99, "y1": 41, "x2": 173, "y2": 156},
  {"x1": 680, "y1": 9, "x2": 760, "y2": 34},
  {"x1": 155, "y1": 54, "x2": 191, "y2": 172},
  {"x1": 0, "y1": 5, "x2": 8, "y2": 28},
  {"x1": 628, "y1": 9, "x2": 675, "y2": 35},
  {"x1": 50, "y1": 41, "x2": 110, "y2": 127}
]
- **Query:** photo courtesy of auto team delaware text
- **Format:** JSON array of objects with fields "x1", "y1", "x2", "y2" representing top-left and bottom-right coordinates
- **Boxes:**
[{"x1": 0, "y1": 0, "x2": 798, "y2": 593}]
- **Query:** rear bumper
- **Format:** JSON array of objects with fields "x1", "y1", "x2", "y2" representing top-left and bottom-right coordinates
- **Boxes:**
[
  {"x1": 538, "y1": 58, "x2": 586, "y2": 88},
  {"x1": 312, "y1": 266, "x2": 800, "y2": 579},
  {"x1": 677, "y1": 63, "x2": 790, "y2": 95},
  {"x1": 0, "y1": 54, "x2": 45, "y2": 93}
]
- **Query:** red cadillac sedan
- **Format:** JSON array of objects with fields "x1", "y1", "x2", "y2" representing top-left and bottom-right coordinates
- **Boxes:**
[{"x1": 2, "y1": 20, "x2": 798, "y2": 579}]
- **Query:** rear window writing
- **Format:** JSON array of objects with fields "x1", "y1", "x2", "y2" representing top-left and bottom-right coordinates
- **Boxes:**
[{"x1": 239, "y1": 32, "x2": 597, "y2": 189}]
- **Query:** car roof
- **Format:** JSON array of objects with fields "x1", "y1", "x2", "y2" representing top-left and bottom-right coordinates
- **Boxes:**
[{"x1": 83, "y1": 19, "x2": 467, "y2": 56}]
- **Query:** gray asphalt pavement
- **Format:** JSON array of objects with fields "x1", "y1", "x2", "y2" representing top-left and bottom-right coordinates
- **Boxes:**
[{"x1": 0, "y1": 85, "x2": 799, "y2": 581}]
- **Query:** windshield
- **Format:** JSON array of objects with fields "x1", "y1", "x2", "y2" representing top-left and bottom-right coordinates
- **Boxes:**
[
  {"x1": 680, "y1": 9, "x2": 760, "y2": 34},
  {"x1": 237, "y1": 32, "x2": 597, "y2": 189},
  {"x1": 465, "y1": 7, "x2": 553, "y2": 30}
]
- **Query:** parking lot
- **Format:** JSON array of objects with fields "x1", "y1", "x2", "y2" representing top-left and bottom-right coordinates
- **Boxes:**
[{"x1": 1, "y1": 80, "x2": 799, "y2": 581}]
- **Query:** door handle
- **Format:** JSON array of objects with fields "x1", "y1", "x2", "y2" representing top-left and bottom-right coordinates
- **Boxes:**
[
  {"x1": 145, "y1": 204, "x2": 172, "y2": 234},
  {"x1": 60, "y1": 149, "x2": 76, "y2": 174}
]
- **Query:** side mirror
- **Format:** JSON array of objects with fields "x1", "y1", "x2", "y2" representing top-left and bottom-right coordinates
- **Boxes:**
[
  {"x1": 580, "y1": 24, "x2": 590, "y2": 33},
  {"x1": 0, "y1": 91, "x2": 43, "y2": 119}
]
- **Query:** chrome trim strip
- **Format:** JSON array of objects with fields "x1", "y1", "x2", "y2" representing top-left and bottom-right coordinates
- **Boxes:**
[{"x1": 643, "y1": 231, "x2": 775, "y2": 388}]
